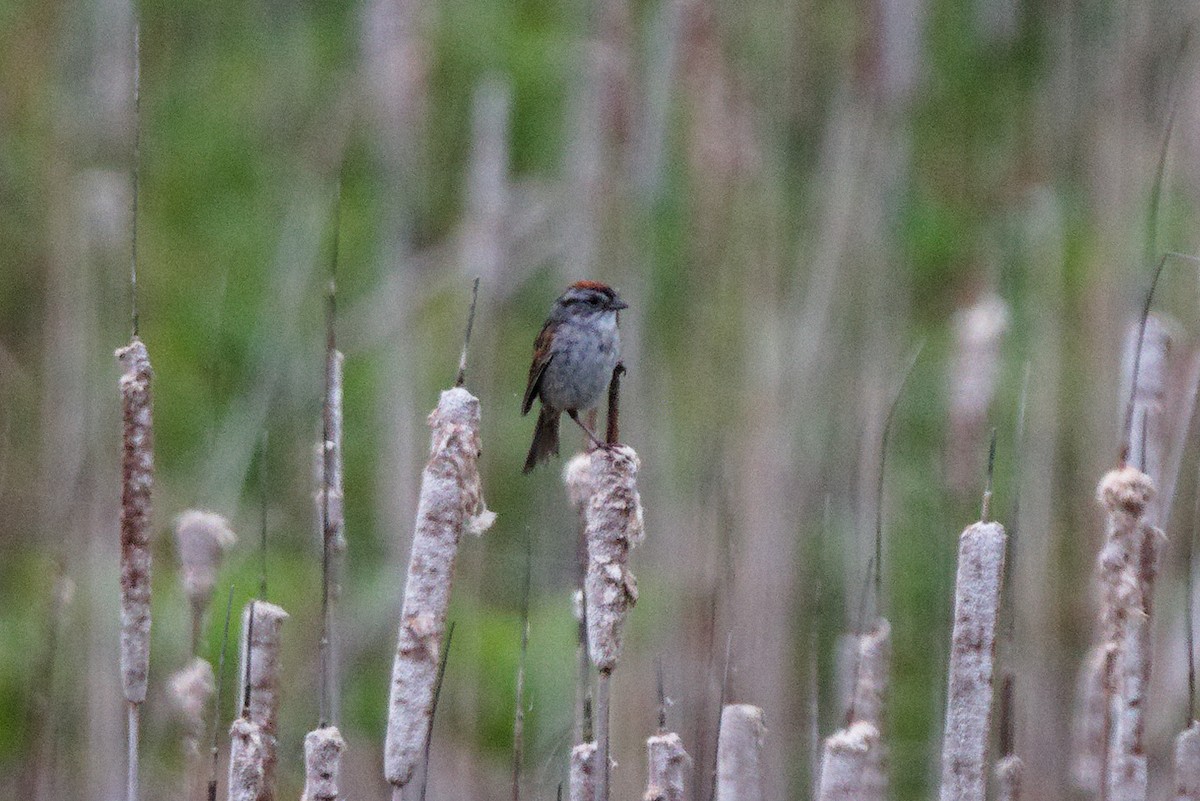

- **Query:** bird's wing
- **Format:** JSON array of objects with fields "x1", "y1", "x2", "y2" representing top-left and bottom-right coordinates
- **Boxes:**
[{"x1": 521, "y1": 322, "x2": 555, "y2": 416}]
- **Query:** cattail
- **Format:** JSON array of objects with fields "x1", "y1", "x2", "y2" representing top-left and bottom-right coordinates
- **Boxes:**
[
  {"x1": 316, "y1": 344, "x2": 346, "y2": 727},
  {"x1": 1091, "y1": 467, "x2": 1159, "y2": 801},
  {"x1": 302, "y1": 726, "x2": 345, "y2": 801},
  {"x1": 117, "y1": 336, "x2": 152, "y2": 801},
  {"x1": 994, "y1": 754, "x2": 1023, "y2": 801},
  {"x1": 815, "y1": 618, "x2": 892, "y2": 801},
  {"x1": 237, "y1": 601, "x2": 289, "y2": 801},
  {"x1": 716, "y1": 704, "x2": 765, "y2": 801},
  {"x1": 170, "y1": 657, "x2": 214, "y2": 798},
  {"x1": 643, "y1": 731, "x2": 689, "y2": 801},
  {"x1": 117, "y1": 337, "x2": 154, "y2": 704},
  {"x1": 227, "y1": 717, "x2": 266, "y2": 801},
  {"x1": 385, "y1": 387, "x2": 495, "y2": 792},
  {"x1": 569, "y1": 741, "x2": 598, "y2": 801},
  {"x1": 1175, "y1": 722, "x2": 1200, "y2": 800},
  {"x1": 816, "y1": 721, "x2": 886, "y2": 801},
  {"x1": 175, "y1": 511, "x2": 236, "y2": 653},
  {"x1": 938, "y1": 521, "x2": 1006, "y2": 801},
  {"x1": 576, "y1": 445, "x2": 644, "y2": 672}
]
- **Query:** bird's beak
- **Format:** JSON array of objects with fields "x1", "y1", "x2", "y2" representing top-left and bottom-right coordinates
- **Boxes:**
[{"x1": 609, "y1": 298, "x2": 629, "y2": 311}]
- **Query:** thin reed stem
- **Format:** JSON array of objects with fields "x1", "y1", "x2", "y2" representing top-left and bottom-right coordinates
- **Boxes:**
[
  {"x1": 512, "y1": 547, "x2": 531, "y2": 801},
  {"x1": 873, "y1": 342, "x2": 923, "y2": 616},
  {"x1": 127, "y1": 702, "x2": 139, "y2": 801},
  {"x1": 208, "y1": 585, "x2": 235, "y2": 801},
  {"x1": 129, "y1": 20, "x2": 140, "y2": 337},
  {"x1": 597, "y1": 669, "x2": 611, "y2": 801},
  {"x1": 455, "y1": 277, "x2": 480, "y2": 388}
]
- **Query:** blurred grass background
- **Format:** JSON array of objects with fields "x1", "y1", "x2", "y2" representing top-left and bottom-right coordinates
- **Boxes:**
[{"x1": 5, "y1": 0, "x2": 1200, "y2": 799}]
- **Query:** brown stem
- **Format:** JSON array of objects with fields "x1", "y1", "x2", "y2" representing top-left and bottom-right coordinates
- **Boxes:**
[{"x1": 606, "y1": 363, "x2": 626, "y2": 445}]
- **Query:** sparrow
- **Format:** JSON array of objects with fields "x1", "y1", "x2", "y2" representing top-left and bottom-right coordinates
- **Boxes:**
[{"x1": 522, "y1": 281, "x2": 628, "y2": 473}]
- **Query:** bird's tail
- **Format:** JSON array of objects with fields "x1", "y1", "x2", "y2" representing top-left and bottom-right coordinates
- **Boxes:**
[{"x1": 523, "y1": 407, "x2": 560, "y2": 474}]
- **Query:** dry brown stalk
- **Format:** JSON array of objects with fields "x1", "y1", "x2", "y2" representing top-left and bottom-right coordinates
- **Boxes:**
[
  {"x1": 237, "y1": 601, "x2": 289, "y2": 801},
  {"x1": 716, "y1": 704, "x2": 765, "y2": 801},
  {"x1": 1175, "y1": 722, "x2": 1200, "y2": 800},
  {"x1": 994, "y1": 754, "x2": 1024, "y2": 801},
  {"x1": 175, "y1": 511, "x2": 236, "y2": 654},
  {"x1": 385, "y1": 387, "x2": 495, "y2": 792},
  {"x1": 302, "y1": 726, "x2": 345, "y2": 801},
  {"x1": 227, "y1": 717, "x2": 266, "y2": 801},
  {"x1": 816, "y1": 721, "x2": 886, "y2": 801},
  {"x1": 643, "y1": 731, "x2": 690, "y2": 801},
  {"x1": 938, "y1": 521, "x2": 1006, "y2": 801},
  {"x1": 117, "y1": 337, "x2": 154, "y2": 705},
  {"x1": 569, "y1": 741, "x2": 598, "y2": 801},
  {"x1": 170, "y1": 657, "x2": 215, "y2": 800}
]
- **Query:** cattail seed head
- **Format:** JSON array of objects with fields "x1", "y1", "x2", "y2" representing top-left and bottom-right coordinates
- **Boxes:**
[
  {"x1": 644, "y1": 731, "x2": 690, "y2": 801},
  {"x1": 995, "y1": 754, "x2": 1024, "y2": 801},
  {"x1": 302, "y1": 726, "x2": 345, "y2": 801},
  {"x1": 385, "y1": 388, "x2": 494, "y2": 788},
  {"x1": 1097, "y1": 467, "x2": 1154, "y2": 519},
  {"x1": 577, "y1": 445, "x2": 644, "y2": 672},
  {"x1": 117, "y1": 336, "x2": 154, "y2": 704},
  {"x1": 170, "y1": 657, "x2": 214, "y2": 745},
  {"x1": 849, "y1": 618, "x2": 891, "y2": 726},
  {"x1": 939, "y1": 521, "x2": 1006, "y2": 801},
  {"x1": 174, "y1": 511, "x2": 236, "y2": 612},
  {"x1": 238, "y1": 601, "x2": 289, "y2": 801},
  {"x1": 817, "y1": 720, "x2": 886, "y2": 801},
  {"x1": 569, "y1": 741, "x2": 598, "y2": 801},
  {"x1": 716, "y1": 704, "x2": 766, "y2": 801},
  {"x1": 1174, "y1": 722, "x2": 1200, "y2": 800},
  {"x1": 228, "y1": 717, "x2": 266, "y2": 801}
]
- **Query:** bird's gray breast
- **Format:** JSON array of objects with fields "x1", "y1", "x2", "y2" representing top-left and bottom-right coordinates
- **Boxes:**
[{"x1": 540, "y1": 315, "x2": 620, "y2": 411}]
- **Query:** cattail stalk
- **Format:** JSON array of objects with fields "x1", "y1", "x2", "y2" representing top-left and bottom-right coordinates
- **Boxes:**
[
  {"x1": 644, "y1": 731, "x2": 690, "y2": 801},
  {"x1": 237, "y1": 601, "x2": 289, "y2": 801},
  {"x1": 117, "y1": 335, "x2": 153, "y2": 801},
  {"x1": 1175, "y1": 722, "x2": 1200, "y2": 800},
  {"x1": 716, "y1": 704, "x2": 765, "y2": 801},
  {"x1": 938, "y1": 521, "x2": 1006, "y2": 801},
  {"x1": 302, "y1": 727, "x2": 345, "y2": 801},
  {"x1": 385, "y1": 387, "x2": 495, "y2": 794}
]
